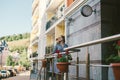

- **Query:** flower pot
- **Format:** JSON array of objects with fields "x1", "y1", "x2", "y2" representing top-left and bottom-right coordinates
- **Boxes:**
[
  {"x1": 111, "y1": 63, "x2": 120, "y2": 80},
  {"x1": 56, "y1": 62, "x2": 70, "y2": 73},
  {"x1": 42, "y1": 59, "x2": 47, "y2": 68}
]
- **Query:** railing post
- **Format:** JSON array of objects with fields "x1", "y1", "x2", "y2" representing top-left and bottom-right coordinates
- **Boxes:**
[
  {"x1": 76, "y1": 51, "x2": 79, "y2": 80},
  {"x1": 64, "y1": 72, "x2": 68, "y2": 80},
  {"x1": 52, "y1": 58, "x2": 54, "y2": 80},
  {"x1": 44, "y1": 67, "x2": 46, "y2": 80},
  {"x1": 66, "y1": 72, "x2": 68, "y2": 80},
  {"x1": 86, "y1": 47, "x2": 90, "y2": 80}
]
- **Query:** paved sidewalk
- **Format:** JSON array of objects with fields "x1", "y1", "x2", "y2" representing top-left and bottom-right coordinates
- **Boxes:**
[
  {"x1": 2, "y1": 71, "x2": 30, "y2": 80},
  {"x1": 30, "y1": 73, "x2": 38, "y2": 80}
]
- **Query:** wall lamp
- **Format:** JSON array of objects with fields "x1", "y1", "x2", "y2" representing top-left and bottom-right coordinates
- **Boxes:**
[{"x1": 81, "y1": 5, "x2": 97, "y2": 17}]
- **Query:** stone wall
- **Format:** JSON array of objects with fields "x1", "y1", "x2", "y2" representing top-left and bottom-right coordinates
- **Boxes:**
[
  {"x1": 66, "y1": 0, "x2": 101, "y2": 79},
  {"x1": 66, "y1": 0, "x2": 120, "y2": 79}
]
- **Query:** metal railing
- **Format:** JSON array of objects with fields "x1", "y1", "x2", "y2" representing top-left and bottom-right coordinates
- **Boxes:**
[
  {"x1": 64, "y1": 34, "x2": 120, "y2": 80},
  {"x1": 37, "y1": 34, "x2": 120, "y2": 80},
  {"x1": 65, "y1": 34, "x2": 120, "y2": 50}
]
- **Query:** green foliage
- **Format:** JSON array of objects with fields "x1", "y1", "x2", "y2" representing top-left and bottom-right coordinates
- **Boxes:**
[
  {"x1": 0, "y1": 33, "x2": 30, "y2": 42},
  {"x1": 57, "y1": 54, "x2": 72, "y2": 62},
  {"x1": 6, "y1": 48, "x2": 30, "y2": 68},
  {"x1": 106, "y1": 54, "x2": 120, "y2": 64},
  {"x1": 19, "y1": 49, "x2": 30, "y2": 68},
  {"x1": 9, "y1": 46, "x2": 27, "y2": 53},
  {"x1": 105, "y1": 41, "x2": 120, "y2": 64},
  {"x1": 57, "y1": 55, "x2": 68, "y2": 62},
  {"x1": 32, "y1": 51, "x2": 38, "y2": 57},
  {"x1": 113, "y1": 41, "x2": 120, "y2": 50},
  {"x1": 6, "y1": 55, "x2": 14, "y2": 66}
]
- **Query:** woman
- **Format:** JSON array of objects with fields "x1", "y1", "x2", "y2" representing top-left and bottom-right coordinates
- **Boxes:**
[
  {"x1": 53, "y1": 35, "x2": 68, "y2": 53},
  {"x1": 52, "y1": 36, "x2": 68, "y2": 78},
  {"x1": 59, "y1": 35, "x2": 68, "y2": 51},
  {"x1": 53, "y1": 36, "x2": 68, "y2": 70}
]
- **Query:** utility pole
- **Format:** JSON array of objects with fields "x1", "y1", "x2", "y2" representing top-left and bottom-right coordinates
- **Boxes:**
[
  {"x1": 0, "y1": 40, "x2": 8, "y2": 68},
  {"x1": 0, "y1": 46, "x2": 4, "y2": 67}
]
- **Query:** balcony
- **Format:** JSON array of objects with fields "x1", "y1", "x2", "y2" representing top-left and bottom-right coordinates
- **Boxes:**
[
  {"x1": 31, "y1": 36, "x2": 39, "y2": 46},
  {"x1": 32, "y1": 23, "x2": 39, "y2": 34},
  {"x1": 64, "y1": 0, "x2": 86, "y2": 16},
  {"x1": 45, "y1": 45, "x2": 54, "y2": 54},
  {"x1": 46, "y1": 0, "x2": 64, "y2": 12},
  {"x1": 32, "y1": 16, "x2": 38, "y2": 27},
  {"x1": 46, "y1": 4, "x2": 65, "y2": 31},
  {"x1": 29, "y1": 51, "x2": 38, "y2": 61},
  {"x1": 32, "y1": 0, "x2": 39, "y2": 11},
  {"x1": 32, "y1": 2, "x2": 39, "y2": 15},
  {"x1": 46, "y1": 16, "x2": 58, "y2": 30},
  {"x1": 39, "y1": 34, "x2": 120, "y2": 80},
  {"x1": 32, "y1": 7, "x2": 39, "y2": 20}
]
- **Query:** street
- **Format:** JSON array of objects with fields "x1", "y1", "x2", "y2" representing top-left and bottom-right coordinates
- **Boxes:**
[{"x1": 2, "y1": 71, "x2": 30, "y2": 80}]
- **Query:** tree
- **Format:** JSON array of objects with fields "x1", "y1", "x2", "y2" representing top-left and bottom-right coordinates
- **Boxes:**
[
  {"x1": 6, "y1": 55, "x2": 13, "y2": 66},
  {"x1": 18, "y1": 34, "x2": 23, "y2": 39},
  {"x1": 4, "y1": 36, "x2": 10, "y2": 42}
]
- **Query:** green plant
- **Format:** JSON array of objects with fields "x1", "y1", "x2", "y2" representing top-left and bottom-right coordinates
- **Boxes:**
[
  {"x1": 56, "y1": 50, "x2": 72, "y2": 62},
  {"x1": 32, "y1": 51, "x2": 38, "y2": 57},
  {"x1": 106, "y1": 54, "x2": 120, "y2": 64},
  {"x1": 57, "y1": 55, "x2": 68, "y2": 62},
  {"x1": 105, "y1": 40, "x2": 120, "y2": 64},
  {"x1": 113, "y1": 40, "x2": 120, "y2": 50}
]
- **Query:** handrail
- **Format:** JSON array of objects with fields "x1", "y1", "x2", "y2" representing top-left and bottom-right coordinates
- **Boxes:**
[{"x1": 65, "y1": 34, "x2": 120, "y2": 50}]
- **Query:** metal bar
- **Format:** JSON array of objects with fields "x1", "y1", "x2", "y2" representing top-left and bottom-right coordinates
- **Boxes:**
[
  {"x1": 86, "y1": 47, "x2": 90, "y2": 80},
  {"x1": 52, "y1": 58, "x2": 54, "y2": 80},
  {"x1": 65, "y1": 34, "x2": 120, "y2": 50},
  {"x1": 76, "y1": 52, "x2": 79, "y2": 80},
  {"x1": 66, "y1": 73, "x2": 69, "y2": 80},
  {"x1": 90, "y1": 64, "x2": 111, "y2": 67}
]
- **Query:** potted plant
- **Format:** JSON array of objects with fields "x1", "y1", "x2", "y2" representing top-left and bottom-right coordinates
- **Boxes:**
[
  {"x1": 114, "y1": 40, "x2": 120, "y2": 56},
  {"x1": 41, "y1": 59, "x2": 47, "y2": 68},
  {"x1": 106, "y1": 40, "x2": 120, "y2": 80},
  {"x1": 56, "y1": 50, "x2": 72, "y2": 73}
]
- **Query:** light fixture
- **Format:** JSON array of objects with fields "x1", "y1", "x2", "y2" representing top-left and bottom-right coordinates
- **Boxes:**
[
  {"x1": 81, "y1": 5, "x2": 93, "y2": 17},
  {"x1": 68, "y1": 18, "x2": 73, "y2": 22}
]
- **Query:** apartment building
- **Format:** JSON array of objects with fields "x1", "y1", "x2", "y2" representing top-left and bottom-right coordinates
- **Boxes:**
[
  {"x1": 30, "y1": 0, "x2": 120, "y2": 79},
  {"x1": 30, "y1": 0, "x2": 47, "y2": 72},
  {"x1": 29, "y1": 0, "x2": 39, "y2": 72}
]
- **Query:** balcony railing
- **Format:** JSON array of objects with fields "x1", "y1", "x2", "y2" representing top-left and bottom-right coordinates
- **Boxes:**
[
  {"x1": 32, "y1": 36, "x2": 39, "y2": 43},
  {"x1": 32, "y1": 3, "x2": 39, "y2": 15},
  {"x1": 36, "y1": 34, "x2": 120, "y2": 80},
  {"x1": 46, "y1": 0, "x2": 51, "y2": 8},
  {"x1": 45, "y1": 45, "x2": 54, "y2": 54},
  {"x1": 30, "y1": 52, "x2": 38, "y2": 58},
  {"x1": 46, "y1": 0, "x2": 64, "y2": 12}
]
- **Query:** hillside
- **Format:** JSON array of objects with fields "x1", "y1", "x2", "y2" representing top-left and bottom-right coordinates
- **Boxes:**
[
  {"x1": 7, "y1": 38, "x2": 30, "y2": 52},
  {"x1": 6, "y1": 36, "x2": 30, "y2": 68},
  {"x1": 7, "y1": 38, "x2": 30, "y2": 48},
  {"x1": 0, "y1": 33, "x2": 30, "y2": 42}
]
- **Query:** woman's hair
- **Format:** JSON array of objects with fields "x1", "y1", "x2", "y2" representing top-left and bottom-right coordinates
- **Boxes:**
[{"x1": 61, "y1": 35, "x2": 65, "y2": 43}]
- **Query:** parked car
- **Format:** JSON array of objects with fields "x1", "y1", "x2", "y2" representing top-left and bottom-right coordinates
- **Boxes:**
[
  {"x1": 8, "y1": 69, "x2": 16, "y2": 76},
  {"x1": 14, "y1": 69, "x2": 19, "y2": 74},
  {"x1": 1, "y1": 70, "x2": 8, "y2": 78},
  {"x1": 6, "y1": 70, "x2": 10, "y2": 77}
]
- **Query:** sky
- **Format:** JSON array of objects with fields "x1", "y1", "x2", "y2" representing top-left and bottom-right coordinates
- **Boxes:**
[{"x1": 0, "y1": 0, "x2": 32, "y2": 37}]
